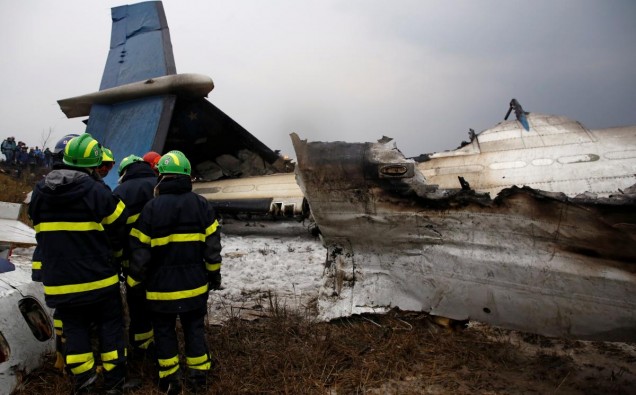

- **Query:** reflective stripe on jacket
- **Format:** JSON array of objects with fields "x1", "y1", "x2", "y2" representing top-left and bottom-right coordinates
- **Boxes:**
[
  {"x1": 113, "y1": 161, "x2": 157, "y2": 273},
  {"x1": 28, "y1": 169, "x2": 128, "y2": 307},
  {"x1": 129, "y1": 175, "x2": 222, "y2": 313}
]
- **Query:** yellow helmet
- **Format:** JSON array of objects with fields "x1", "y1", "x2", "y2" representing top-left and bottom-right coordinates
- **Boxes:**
[{"x1": 101, "y1": 147, "x2": 114, "y2": 163}]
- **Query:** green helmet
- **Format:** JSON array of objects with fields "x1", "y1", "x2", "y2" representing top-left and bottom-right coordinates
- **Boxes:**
[
  {"x1": 157, "y1": 150, "x2": 191, "y2": 176},
  {"x1": 63, "y1": 133, "x2": 103, "y2": 168},
  {"x1": 118, "y1": 154, "x2": 143, "y2": 176}
]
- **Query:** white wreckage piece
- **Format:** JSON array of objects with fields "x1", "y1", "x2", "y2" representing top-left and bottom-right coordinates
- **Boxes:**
[
  {"x1": 291, "y1": 111, "x2": 636, "y2": 342},
  {"x1": 0, "y1": 202, "x2": 52, "y2": 393}
]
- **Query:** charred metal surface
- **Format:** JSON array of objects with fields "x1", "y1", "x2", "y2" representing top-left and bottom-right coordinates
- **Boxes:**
[{"x1": 291, "y1": 130, "x2": 636, "y2": 342}]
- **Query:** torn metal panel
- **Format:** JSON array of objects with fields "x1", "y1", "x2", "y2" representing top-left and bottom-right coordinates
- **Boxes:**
[
  {"x1": 0, "y1": 264, "x2": 54, "y2": 392},
  {"x1": 291, "y1": 121, "x2": 636, "y2": 341},
  {"x1": 417, "y1": 113, "x2": 636, "y2": 198}
]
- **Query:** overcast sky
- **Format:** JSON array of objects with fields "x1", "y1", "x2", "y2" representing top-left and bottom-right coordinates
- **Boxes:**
[{"x1": 1, "y1": 0, "x2": 635, "y2": 159}]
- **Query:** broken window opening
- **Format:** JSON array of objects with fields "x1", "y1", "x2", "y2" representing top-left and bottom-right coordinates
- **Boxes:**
[
  {"x1": 283, "y1": 204, "x2": 295, "y2": 217},
  {"x1": 0, "y1": 331, "x2": 10, "y2": 363},
  {"x1": 18, "y1": 297, "x2": 53, "y2": 342}
]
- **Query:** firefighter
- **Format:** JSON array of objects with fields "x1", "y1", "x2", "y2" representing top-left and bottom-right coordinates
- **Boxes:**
[
  {"x1": 128, "y1": 150, "x2": 222, "y2": 394},
  {"x1": 31, "y1": 133, "x2": 78, "y2": 371},
  {"x1": 96, "y1": 147, "x2": 115, "y2": 180},
  {"x1": 29, "y1": 133, "x2": 129, "y2": 394},
  {"x1": 142, "y1": 151, "x2": 161, "y2": 175},
  {"x1": 112, "y1": 155, "x2": 157, "y2": 362}
]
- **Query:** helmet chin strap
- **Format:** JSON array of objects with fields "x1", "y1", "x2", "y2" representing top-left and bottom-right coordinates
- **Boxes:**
[{"x1": 153, "y1": 175, "x2": 164, "y2": 197}]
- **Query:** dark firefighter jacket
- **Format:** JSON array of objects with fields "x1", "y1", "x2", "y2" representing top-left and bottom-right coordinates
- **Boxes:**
[
  {"x1": 28, "y1": 169, "x2": 128, "y2": 308},
  {"x1": 128, "y1": 175, "x2": 222, "y2": 314},
  {"x1": 113, "y1": 161, "x2": 157, "y2": 271}
]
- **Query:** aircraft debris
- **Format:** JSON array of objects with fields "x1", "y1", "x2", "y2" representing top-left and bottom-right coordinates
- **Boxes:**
[{"x1": 292, "y1": 108, "x2": 636, "y2": 342}]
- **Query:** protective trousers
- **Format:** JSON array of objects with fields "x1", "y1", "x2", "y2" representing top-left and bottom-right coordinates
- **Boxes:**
[
  {"x1": 52, "y1": 309, "x2": 66, "y2": 371},
  {"x1": 56, "y1": 289, "x2": 127, "y2": 390},
  {"x1": 151, "y1": 305, "x2": 211, "y2": 385},
  {"x1": 127, "y1": 289, "x2": 154, "y2": 355}
]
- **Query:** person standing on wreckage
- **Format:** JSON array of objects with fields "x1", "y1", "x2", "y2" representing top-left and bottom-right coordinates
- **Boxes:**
[
  {"x1": 127, "y1": 150, "x2": 222, "y2": 394},
  {"x1": 28, "y1": 133, "x2": 133, "y2": 394}
]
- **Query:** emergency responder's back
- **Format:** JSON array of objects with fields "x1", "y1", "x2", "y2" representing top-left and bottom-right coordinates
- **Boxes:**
[
  {"x1": 28, "y1": 133, "x2": 127, "y2": 307},
  {"x1": 129, "y1": 150, "x2": 221, "y2": 314}
]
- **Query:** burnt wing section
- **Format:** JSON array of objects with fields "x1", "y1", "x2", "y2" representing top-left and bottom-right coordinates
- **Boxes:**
[{"x1": 164, "y1": 98, "x2": 289, "y2": 180}]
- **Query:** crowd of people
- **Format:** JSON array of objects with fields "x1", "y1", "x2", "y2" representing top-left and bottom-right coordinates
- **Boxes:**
[
  {"x1": 28, "y1": 133, "x2": 221, "y2": 394},
  {"x1": 1, "y1": 136, "x2": 54, "y2": 172}
]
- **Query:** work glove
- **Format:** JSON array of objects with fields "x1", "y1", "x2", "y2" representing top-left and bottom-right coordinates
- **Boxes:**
[{"x1": 209, "y1": 271, "x2": 222, "y2": 291}]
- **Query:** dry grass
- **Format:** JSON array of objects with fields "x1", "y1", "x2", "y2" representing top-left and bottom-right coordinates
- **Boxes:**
[
  {"x1": 15, "y1": 304, "x2": 636, "y2": 394},
  {"x1": 0, "y1": 168, "x2": 44, "y2": 225},
  {"x1": 0, "y1": 167, "x2": 43, "y2": 203}
]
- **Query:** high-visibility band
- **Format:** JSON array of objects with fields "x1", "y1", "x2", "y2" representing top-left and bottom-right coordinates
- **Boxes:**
[
  {"x1": 67, "y1": 352, "x2": 93, "y2": 364},
  {"x1": 83, "y1": 139, "x2": 98, "y2": 159},
  {"x1": 103, "y1": 362, "x2": 116, "y2": 372},
  {"x1": 113, "y1": 249, "x2": 123, "y2": 258},
  {"x1": 32, "y1": 261, "x2": 42, "y2": 270},
  {"x1": 126, "y1": 275, "x2": 141, "y2": 288},
  {"x1": 102, "y1": 200, "x2": 126, "y2": 225},
  {"x1": 159, "y1": 364, "x2": 180, "y2": 378},
  {"x1": 44, "y1": 274, "x2": 119, "y2": 295},
  {"x1": 189, "y1": 361, "x2": 211, "y2": 371},
  {"x1": 206, "y1": 262, "x2": 221, "y2": 272},
  {"x1": 186, "y1": 354, "x2": 209, "y2": 366},
  {"x1": 121, "y1": 259, "x2": 130, "y2": 268},
  {"x1": 130, "y1": 228, "x2": 151, "y2": 245},
  {"x1": 146, "y1": 284, "x2": 208, "y2": 301},
  {"x1": 130, "y1": 220, "x2": 218, "y2": 247},
  {"x1": 70, "y1": 359, "x2": 95, "y2": 375},
  {"x1": 134, "y1": 330, "x2": 154, "y2": 341},
  {"x1": 101, "y1": 350, "x2": 118, "y2": 362},
  {"x1": 126, "y1": 213, "x2": 140, "y2": 224},
  {"x1": 35, "y1": 221, "x2": 103, "y2": 232},
  {"x1": 151, "y1": 232, "x2": 206, "y2": 247},
  {"x1": 139, "y1": 338, "x2": 154, "y2": 350},
  {"x1": 54, "y1": 319, "x2": 63, "y2": 329},
  {"x1": 205, "y1": 220, "x2": 219, "y2": 236},
  {"x1": 158, "y1": 355, "x2": 179, "y2": 367}
]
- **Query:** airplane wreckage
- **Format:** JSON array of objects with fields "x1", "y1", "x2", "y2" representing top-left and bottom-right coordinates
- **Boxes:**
[
  {"x1": 2, "y1": 1, "x2": 635, "y2": 391},
  {"x1": 292, "y1": 100, "x2": 636, "y2": 342}
]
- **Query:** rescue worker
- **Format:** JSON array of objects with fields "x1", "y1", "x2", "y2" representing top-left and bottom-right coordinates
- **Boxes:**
[
  {"x1": 142, "y1": 151, "x2": 161, "y2": 175},
  {"x1": 31, "y1": 133, "x2": 78, "y2": 371},
  {"x1": 128, "y1": 150, "x2": 222, "y2": 394},
  {"x1": 112, "y1": 155, "x2": 157, "y2": 362},
  {"x1": 96, "y1": 147, "x2": 115, "y2": 179},
  {"x1": 1, "y1": 136, "x2": 17, "y2": 164},
  {"x1": 29, "y1": 133, "x2": 129, "y2": 393}
]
